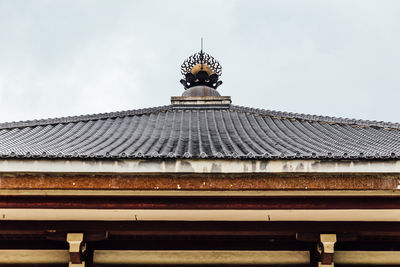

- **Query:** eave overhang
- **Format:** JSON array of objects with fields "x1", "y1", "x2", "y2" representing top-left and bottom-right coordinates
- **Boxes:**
[{"x1": 0, "y1": 158, "x2": 400, "y2": 173}]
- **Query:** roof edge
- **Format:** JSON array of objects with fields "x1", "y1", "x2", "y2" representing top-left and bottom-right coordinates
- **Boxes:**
[{"x1": 0, "y1": 158, "x2": 399, "y2": 173}]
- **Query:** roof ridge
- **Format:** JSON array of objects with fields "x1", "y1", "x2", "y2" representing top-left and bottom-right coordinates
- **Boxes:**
[
  {"x1": 0, "y1": 105, "x2": 173, "y2": 130},
  {"x1": 230, "y1": 105, "x2": 400, "y2": 129}
]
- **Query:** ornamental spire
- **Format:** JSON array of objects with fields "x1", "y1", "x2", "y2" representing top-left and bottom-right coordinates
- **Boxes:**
[{"x1": 180, "y1": 40, "x2": 223, "y2": 90}]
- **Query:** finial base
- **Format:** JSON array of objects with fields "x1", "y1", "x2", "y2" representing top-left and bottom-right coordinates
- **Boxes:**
[
  {"x1": 182, "y1": 86, "x2": 221, "y2": 97},
  {"x1": 171, "y1": 86, "x2": 231, "y2": 109},
  {"x1": 180, "y1": 71, "x2": 222, "y2": 90}
]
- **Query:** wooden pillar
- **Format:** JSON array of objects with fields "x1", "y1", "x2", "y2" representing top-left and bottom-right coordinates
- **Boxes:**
[
  {"x1": 67, "y1": 233, "x2": 85, "y2": 267},
  {"x1": 318, "y1": 234, "x2": 336, "y2": 267}
]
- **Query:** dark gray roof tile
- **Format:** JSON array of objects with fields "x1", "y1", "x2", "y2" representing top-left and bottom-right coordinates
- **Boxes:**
[{"x1": 0, "y1": 105, "x2": 399, "y2": 160}]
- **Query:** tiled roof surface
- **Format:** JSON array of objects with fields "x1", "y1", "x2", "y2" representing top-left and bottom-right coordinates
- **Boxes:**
[{"x1": 0, "y1": 105, "x2": 399, "y2": 160}]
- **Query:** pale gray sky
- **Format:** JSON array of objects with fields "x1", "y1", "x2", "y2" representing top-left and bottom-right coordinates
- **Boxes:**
[{"x1": 0, "y1": 0, "x2": 399, "y2": 123}]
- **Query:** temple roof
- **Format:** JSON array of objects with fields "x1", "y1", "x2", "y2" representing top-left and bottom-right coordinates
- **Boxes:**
[{"x1": 0, "y1": 104, "x2": 399, "y2": 160}]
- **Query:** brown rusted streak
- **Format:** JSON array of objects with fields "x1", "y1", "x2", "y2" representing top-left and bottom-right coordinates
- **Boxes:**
[{"x1": 0, "y1": 172, "x2": 399, "y2": 190}]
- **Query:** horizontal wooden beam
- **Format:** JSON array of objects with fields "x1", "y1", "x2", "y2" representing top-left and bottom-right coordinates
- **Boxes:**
[
  {"x1": 93, "y1": 250, "x2": 310, "y2": 265},
  {"x1": 335, "y1": 251, "x2": 400, "y2": 265},
  {"x1": 0, "y1": 221, "x2": 399, "y2": 233},
  {"x1": 0, "y1": 250, "x2": 69, "y2": 264},
  {"x1": 2, "y1": 208, "x2": 400, "y2": 221},
  {"x1": 2, "y1": 189, "x2": 400, "y2": 196},
  {"x1": 0, "y1": 189, "x2": 400, "y2": 197},
  {"x1": 2, "y1": 195, "x2": 400, "y2": 209},
  {"x1": 1, "y1": 249, "x2": 399, "y2": 265}
]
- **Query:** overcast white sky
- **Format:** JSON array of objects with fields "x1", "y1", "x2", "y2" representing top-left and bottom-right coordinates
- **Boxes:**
[{"x1": 0, "y1": 0, "x2": 399, "y2": 123}]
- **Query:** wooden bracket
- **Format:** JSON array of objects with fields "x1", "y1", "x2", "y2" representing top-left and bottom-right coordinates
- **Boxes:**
[
  {"x1": 318, "y1": 234, "x2": 336, "y2": 266},
  {"x1": 67, "y1": 233, "x2": 85, "y2": 266}
]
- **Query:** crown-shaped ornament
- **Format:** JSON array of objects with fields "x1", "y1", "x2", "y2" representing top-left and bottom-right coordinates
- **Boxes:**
[{"x1": 180, "y1": 48, "x2": 222, "y2": 90}]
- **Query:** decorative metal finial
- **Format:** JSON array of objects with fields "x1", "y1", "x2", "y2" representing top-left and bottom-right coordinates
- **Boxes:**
[
  {"x1": 200, "y1": 37, "x2": 204, "y2": 69},
  {"x1": 180, "y1": 40, "x2": 223, "y2": 90}
]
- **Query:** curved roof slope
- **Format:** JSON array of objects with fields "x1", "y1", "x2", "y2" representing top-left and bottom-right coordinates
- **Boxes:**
[{"x1": 0, "y1": 105, "x2": 399, "y2": 160}]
